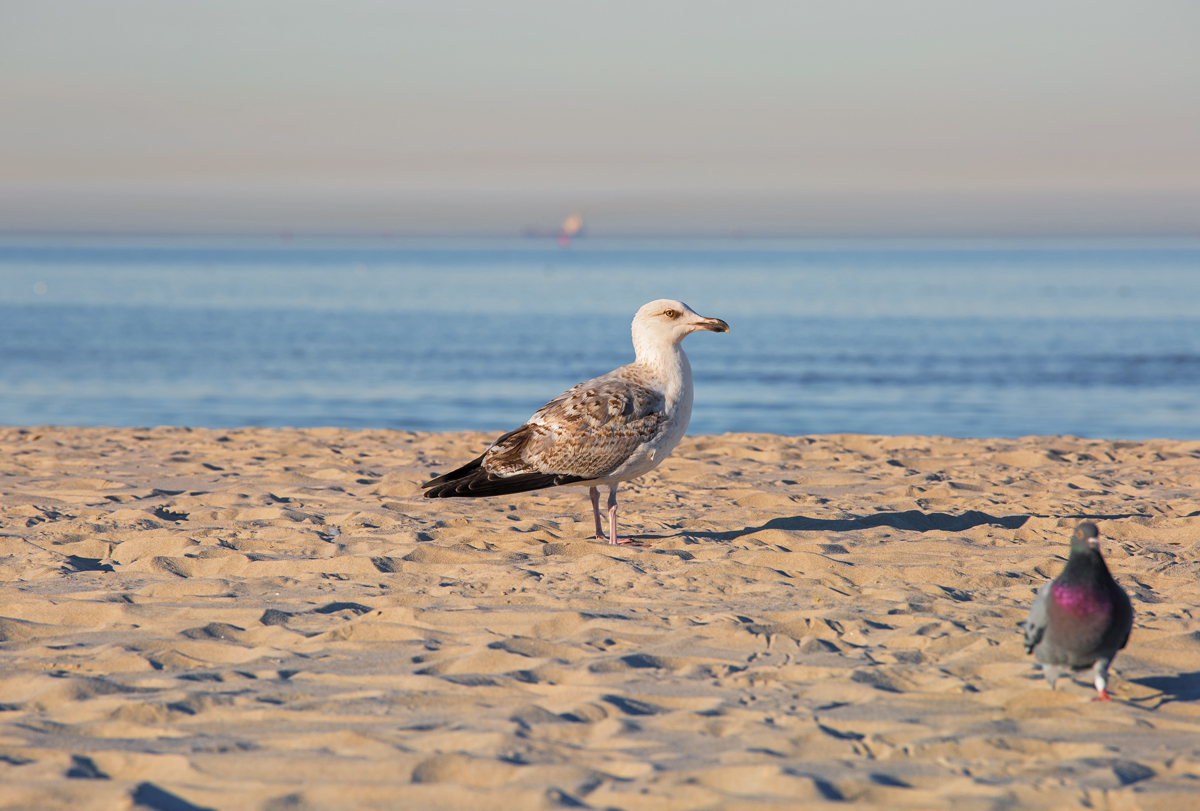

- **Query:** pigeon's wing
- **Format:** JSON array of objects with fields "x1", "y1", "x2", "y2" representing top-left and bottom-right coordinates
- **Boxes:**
[
  {"x1": 1023, "y1": 581, "x2": 1053, "y2": 653},
  {"x1": 1112, "y1": 583, "x2": 1134, "y2": 651},
  {"x1": 423, "y1": 370, "x2": 666, "y2": 498}
]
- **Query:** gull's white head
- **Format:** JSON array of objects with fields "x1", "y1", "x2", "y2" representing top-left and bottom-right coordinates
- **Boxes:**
[{"x1": 631, "y1": 299, "x2": 729, "y2": 356}]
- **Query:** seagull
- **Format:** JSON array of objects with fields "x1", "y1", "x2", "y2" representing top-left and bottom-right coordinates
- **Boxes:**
[
  {"x1": 422, "y1": 299, "x2": 729, "y2": 545},
  {"x1": 1022, "y1": 522, "x2": 1134, "y2": 701}
]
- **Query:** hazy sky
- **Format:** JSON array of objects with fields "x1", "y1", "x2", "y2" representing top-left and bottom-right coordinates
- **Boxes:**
[{"x1": 2, "y1": 1, "x2": 1198, "y2": 235}]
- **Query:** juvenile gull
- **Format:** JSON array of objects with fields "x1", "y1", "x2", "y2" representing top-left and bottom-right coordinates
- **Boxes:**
[
  {"x1": 422, "y1": 299, "x2": 729, "y2": 545},
  {"x1": 1022, "y1": 522, "x2": 1134, "y2": 701}
]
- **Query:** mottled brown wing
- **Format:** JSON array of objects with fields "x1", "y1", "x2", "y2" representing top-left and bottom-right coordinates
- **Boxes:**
[{"x1": 484, "y1": 374, "x2": 666, "y2": 480}]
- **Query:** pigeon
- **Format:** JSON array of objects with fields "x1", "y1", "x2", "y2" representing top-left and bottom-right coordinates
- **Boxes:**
[
  {"x1": 1022, "y1": 522, "x2": 1133, "y2": 700},
  {"x1": 422, "y1": 299, "x2": 729, "y2": 545}
]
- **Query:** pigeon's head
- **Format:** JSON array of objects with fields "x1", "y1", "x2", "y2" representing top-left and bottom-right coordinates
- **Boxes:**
[
  {"x1": 631, "y1": 300, "x2": 729, "y2": 351},
  {"x1": 1071, "y1": 521, "x2": 1101, "y2": 552}
]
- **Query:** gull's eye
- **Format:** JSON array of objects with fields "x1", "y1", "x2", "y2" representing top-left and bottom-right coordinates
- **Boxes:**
[{"x1": 662, "y1": 309, "x2": 677, "y2": 319}]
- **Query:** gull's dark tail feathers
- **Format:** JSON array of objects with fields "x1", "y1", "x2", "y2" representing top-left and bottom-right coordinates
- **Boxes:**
[{"x1": 422, "y1": 453, "x2": 585, "y2": 498}]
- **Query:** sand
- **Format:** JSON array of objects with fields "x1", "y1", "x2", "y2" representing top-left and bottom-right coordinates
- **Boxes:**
[{"x1": 1, "y1": 426, "x2": 1199, "y2": 810}]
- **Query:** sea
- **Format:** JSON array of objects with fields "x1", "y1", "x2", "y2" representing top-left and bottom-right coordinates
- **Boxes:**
[{"x1": 1, "y1": 236, "x2": 1198, "y2": 440}]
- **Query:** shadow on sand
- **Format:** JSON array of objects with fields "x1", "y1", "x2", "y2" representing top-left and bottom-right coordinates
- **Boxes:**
[
  {"x1": 690, "y1": 509, "x2": 1029, "y2": 542},
  {"x1": 1131, "y1": 671, "x2": 1200, "y2": 703}
]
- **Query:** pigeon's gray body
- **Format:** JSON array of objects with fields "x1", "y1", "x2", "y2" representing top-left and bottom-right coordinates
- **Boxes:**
[{"x1": 1022, "y1": 522, "x2": 1133, "y2": 700}]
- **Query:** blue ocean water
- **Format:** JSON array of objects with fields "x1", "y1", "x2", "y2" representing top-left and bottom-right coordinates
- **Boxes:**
[{"x1": 1, "y1": 237, "x2": 1198, "y2": 439}]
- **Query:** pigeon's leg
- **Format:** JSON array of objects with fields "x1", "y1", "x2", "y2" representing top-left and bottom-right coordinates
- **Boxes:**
[
  {"x1": 1092, "y1": 658, "x2": 1113, "y2": 701},
  {"x1": 589, "y1": 487, "x2": 606, "y2": 542},
  {"x1": 1043, "y1": 664, "x2": 1062, "y2": 691}
]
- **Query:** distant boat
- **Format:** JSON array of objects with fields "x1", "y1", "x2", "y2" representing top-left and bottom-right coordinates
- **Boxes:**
[{"x1": 558, "y1": 212, "x2": 583, "y2": 248}]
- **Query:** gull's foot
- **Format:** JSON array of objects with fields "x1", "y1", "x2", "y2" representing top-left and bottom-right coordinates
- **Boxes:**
[
  {"x1": 1093, "y1": 689, "x2": 1112, "y2": 702},
  {"x1": 593, "y1": 531, "x2": 645, "y2": 547}
]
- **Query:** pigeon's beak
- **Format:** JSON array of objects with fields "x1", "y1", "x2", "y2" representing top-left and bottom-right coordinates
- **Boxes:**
[
  {"x1": 694, "y1": 317, "x2": 729, "y2": 333},
  {"x1": 1087, "y1": 536, "x2": 1101, "y2": 550}
]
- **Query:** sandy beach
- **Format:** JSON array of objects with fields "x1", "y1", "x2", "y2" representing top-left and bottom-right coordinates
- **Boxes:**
[{"x1": 2, "y1": 426, "x2": 1199, "y2": 810}]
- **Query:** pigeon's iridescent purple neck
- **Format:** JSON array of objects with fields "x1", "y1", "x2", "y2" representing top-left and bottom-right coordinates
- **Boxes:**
[{"x1": 1052, "y1": 581, "x2": 1111, "y2": 616}]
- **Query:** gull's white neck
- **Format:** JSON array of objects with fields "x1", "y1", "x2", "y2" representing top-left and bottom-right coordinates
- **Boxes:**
[{"x1": 632, "y1": 336, "x2": 694, "y2": 414}]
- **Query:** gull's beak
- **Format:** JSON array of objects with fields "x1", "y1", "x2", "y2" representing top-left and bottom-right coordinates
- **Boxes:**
[{"x1": 694, "y1": 316, "x2": 730, "y2": 333}]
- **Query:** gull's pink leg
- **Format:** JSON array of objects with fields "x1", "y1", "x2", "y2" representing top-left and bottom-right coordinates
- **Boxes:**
[
  {"x1": 590, "y1": 487, "x2": 606, "y2": 541},
  {"x1": 607, "y1": 488, "x2": 619, "y2": 545},
  {"x1": 606, "y1": 487, "x2": 642, "y2": 546}
]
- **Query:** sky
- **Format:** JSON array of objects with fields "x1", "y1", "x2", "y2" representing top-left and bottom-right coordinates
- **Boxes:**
[{"x1": 1, "y1": 1, "x2": 1198, "y2": 236}]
